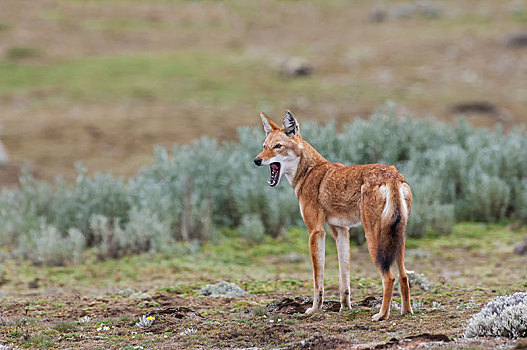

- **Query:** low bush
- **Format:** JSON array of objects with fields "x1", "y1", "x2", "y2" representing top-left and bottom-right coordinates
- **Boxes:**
[
  {"x1": 1, "y1": 106, "x2": 526, "y2": 265},
  {"x1": 465, "y1": 292, "x2": 527, "y2": 338}
]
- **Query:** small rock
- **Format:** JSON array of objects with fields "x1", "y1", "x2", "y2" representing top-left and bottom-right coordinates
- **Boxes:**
[
  {"x1": 0, "y1": 141, "x2": 8, "y2": 166},
  {"x1": 514, "y1": 238, "x2": 527, "y2": 255},
  {"x1": 370, "y1": 8, "x2": 388, "y2": 23},
  {"x1": 267, "y1": 296, "x2": 312, "y2": 314},
  {"x1": 280, "y1": 57, "x2": 313, "y2": 78},
  {"x1": 450, "y1": 101, "x2": 498, "y2": 115},
  {"x1": 505, "y1": 33, "x2": 527, "y2": 48},
  {"x1": 198, "y1": 281, "x2": 249, "y2": 297},
  {"x1": 354, "y1": 296, "x2": 399, "y2": 309}
]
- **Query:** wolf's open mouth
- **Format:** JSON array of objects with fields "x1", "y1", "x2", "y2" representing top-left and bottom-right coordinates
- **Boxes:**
[{"x1": 268, "y1": 162, "x2": 281, "y2": 187}]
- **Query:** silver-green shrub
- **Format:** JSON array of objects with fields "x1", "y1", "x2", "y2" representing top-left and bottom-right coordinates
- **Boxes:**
[
  {"x1": 0, "y1": 170, "x2": 53, "y2": 247},
  {"x1": 238, "y1": 214, "x2": 266, "y2": 244},
  {"x1": 16, "y1": 224, "x2": 85, "y2": 266},
  {"x1": 465, "y1": 292, "x2": 527, "y2": 338},
  {"x1": 49, "y1": 165, "x2": 131, "y2": 243},
  {"x1": 1, "y1": 106, "x2": 526, "y2": 265},
  {"x1": 89, "y1": 211, "x2": 170, "y2": 260}
]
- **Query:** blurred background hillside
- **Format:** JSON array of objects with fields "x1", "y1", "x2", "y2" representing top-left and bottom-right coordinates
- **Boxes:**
[{"x1": 0, "y1": 0, "x2": 526, "y2": 186}]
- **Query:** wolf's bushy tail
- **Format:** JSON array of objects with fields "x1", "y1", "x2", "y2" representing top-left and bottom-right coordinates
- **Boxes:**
[{"x1": 376, "y1": 182, "x2": 408, "y2": 273}]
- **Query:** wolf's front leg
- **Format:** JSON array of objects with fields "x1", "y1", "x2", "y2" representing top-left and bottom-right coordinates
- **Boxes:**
[
  {"x1": 330, "y1": 225, "x2": 351, "y2": 311},
  {"x1": 306, "y1": 229, "x2": 326, "y2": 314}
]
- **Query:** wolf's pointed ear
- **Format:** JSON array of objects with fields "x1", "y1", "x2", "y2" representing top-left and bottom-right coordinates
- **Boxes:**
[
  {"x1": 283, "y1": 110, "x2": 299, "y2": 137},
  {"x1": 260, "y1": 112, "x2": 279, "y2": 136}
]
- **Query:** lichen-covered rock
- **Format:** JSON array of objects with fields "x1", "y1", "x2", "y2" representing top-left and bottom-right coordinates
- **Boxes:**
[
  {"x1": 198, "y1": 281, "x2": 249, "y2": 297},
  {"x1": 465, "y1": 292, "x2": 527, "y2": 338}
]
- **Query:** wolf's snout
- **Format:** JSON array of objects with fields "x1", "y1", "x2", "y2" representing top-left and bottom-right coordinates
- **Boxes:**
[{"x1": 253, "y1": 158, "x2": 262, "y2": 166}]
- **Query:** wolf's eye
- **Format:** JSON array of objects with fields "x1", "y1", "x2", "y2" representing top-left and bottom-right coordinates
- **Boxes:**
[{"x1": 274, "y1": 143, "x2": 282, "y2": 149}]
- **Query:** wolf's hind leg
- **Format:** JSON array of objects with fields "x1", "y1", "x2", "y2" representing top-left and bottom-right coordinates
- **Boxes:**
[{"x1": 397, "y1": 247, "x2": 413, "y2": 315}]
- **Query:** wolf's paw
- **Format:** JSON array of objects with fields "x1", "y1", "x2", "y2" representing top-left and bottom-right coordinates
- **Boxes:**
[
  {"x1": 372, "y1": 312, "x2": 388, "y2": 321},
  {"x1": 305, "y1": 307, "x2": 320, "y2": 315},
  {"x1": 401, "y1": 307, "x2": 413, "y2": 315}
]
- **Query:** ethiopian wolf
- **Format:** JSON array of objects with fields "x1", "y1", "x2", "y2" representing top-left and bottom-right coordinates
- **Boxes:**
[{"x1": 253, "y1": 111, "x2": 413, "y2": 321}]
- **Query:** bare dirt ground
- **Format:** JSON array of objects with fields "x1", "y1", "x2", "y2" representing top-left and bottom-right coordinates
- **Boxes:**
[
  {"x1": 1, "y1": 289, "x2": 523, "y2": 349},
  {"x1": 1, "y1": 224, "x2": 526, "y2": 349},
  {"x1": 1, "y1": 0, "x2": 526, "y2": 186}
]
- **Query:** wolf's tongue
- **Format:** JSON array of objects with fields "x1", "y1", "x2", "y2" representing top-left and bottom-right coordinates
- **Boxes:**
[{"x1": 268, "y1": 162, "x2": 281, "y2": 187}]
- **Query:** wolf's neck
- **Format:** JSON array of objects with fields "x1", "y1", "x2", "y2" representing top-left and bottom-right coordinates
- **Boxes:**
[{"x1": 291, "y1": 140, "x2": 327, "y2": 191}]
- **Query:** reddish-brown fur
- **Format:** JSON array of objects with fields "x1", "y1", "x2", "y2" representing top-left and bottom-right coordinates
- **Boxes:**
[{"x1": 254, "y1": 111, "x2": 413, "y2": 321}]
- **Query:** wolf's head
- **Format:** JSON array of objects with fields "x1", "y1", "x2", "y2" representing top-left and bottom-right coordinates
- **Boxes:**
[{"x1": 253, "y1": 110, "x2": 303, "y2": 187}]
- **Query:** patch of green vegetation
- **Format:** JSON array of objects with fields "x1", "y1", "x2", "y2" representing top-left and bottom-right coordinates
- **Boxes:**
[
  {"x1": 0, "y1": 48, "x2": 346, "y2": 107},
  {"x1": 158, "y1": 284, "x2": 196, "y2": 295},
  {"x1": 62, "y1": 0, "x2": 195, "y2": 3},
  {"x1": 53, "y1": 321, "x2": 77, "y2": 333},
  {"x1": 22, "y1": 333, "x2": 54, "y2": 348},
  {"x1": 9, "y1": 329, "x2": 24, "y2": 338},
  {"x1": 206, "y1": 227, "x2": 309, "y2": 262},
  {"x1": 0, "y1": 50, "x2": 267, "y2": 104},
  {"x1": 138, "y1": 300, "x2": 161, "y2": 308},
  {"x1": 63, "y1": 332, "x2": 81, "y2": 339},
  {"x1": 83, "y1": 18, "x2": 170, "y2": 32},
  {"x1": 240, "y1": 279, "x2": 305, "y2": 294},
  {"x1": 82, "y1": 17, "x2": 229, "y2": 33},
  {"x1": 1, "y1": 222, "x2": 523, "y2": 301},
  {"x1": 13, "y1": 317, "x2": 40, "y2": 328},
  {"x1": 453, "y1": 14, "x2": 492, "y2": 25},
  {"x1": 38, "y1": 9, "x2": 68, "y2": 22},
  {"x1": 0, "y1": 23, "x2": 11, "y2": 31},
  {"x1": 511, "y1": 10, "x2": 527, "y2": 23},
  {"x1": 97, "y1": 319, "x2": 115, "y2": 327},
  {"x1": 5, "y1": 47, "x2": 41, "y2": 61},
  {"x1": 252, "y1": 306, "x2": 268, "y2": 316},
  {"x1": 406, "y1": 222, "x2": 523, "y2": 253}
]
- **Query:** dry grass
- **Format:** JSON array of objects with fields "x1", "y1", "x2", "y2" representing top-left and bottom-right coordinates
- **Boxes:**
[{"x1": 0, "y1": 0, "x2": 526, "y2": 185}]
